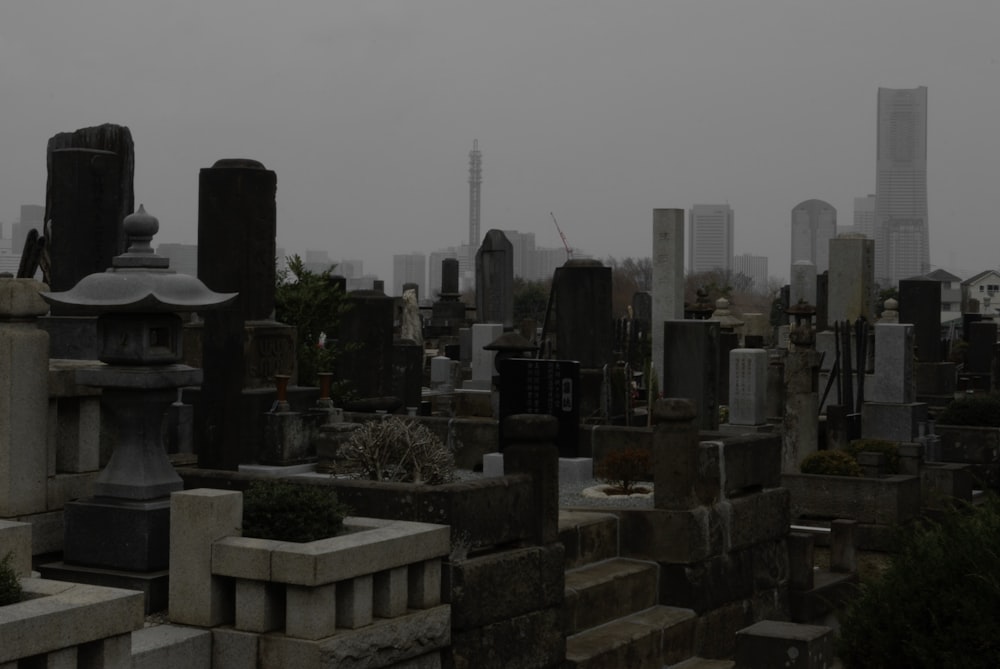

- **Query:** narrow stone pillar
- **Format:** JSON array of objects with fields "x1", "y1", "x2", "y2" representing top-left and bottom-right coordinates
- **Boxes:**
[
  {"x1": 830, "y1": 519, "x2": 857, "y2": 573},
  {"x1": 475, "y1": 229, "x2": 514, "y2": 328},
  {"x1": 502, "y1": 414, "x2": 559, "y2": 544},
  {"x1": 651, "y1": 398, "x2": 700, "y2": 510},
  {"x1": 787, "y1": 532, "x2": 815, "y2": 591},
  {"x1": 0, "y1": 279, "x2": 50, "y2": 518},
  {"x1": 651, "y1": 209, "x2": 684, "y2": 389}
]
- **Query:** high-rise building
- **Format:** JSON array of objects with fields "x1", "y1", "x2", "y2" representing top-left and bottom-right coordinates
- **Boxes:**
[
  {"x1": 688, "y1": 204, "x2": 733, "y2": 274},
  {"x1": 790, "y1": 200, "x2": 836, "y2": 273},
  {"x1": 393, "y1": 253, "x2": 426, "y2": 298},
  {"x1": 467, "y1": 140, "x2": 482, "y2": 291},
  {"x1": 875, "y1": 86, "x2": 929, "y2": 287},
  {"x1": 851, "y1": 194, "x2": 876, "y2": 239},
  {"x1": 733, "y1": 253, "x2": 769, "y2": 294}
]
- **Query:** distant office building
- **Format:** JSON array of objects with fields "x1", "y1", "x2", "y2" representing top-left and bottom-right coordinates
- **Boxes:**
[
  {"x1": 393, "y1": 253, "x2": 426, "y2": 297},
  {"x1": 337, "y1": 259, "x2": 363, "y2": 279},
  {"x1": 876, "y1": 86, "x2": 930, "y2": 286},
  {"x1": 850, "y1": 194, "x2": 876, "y2": 239},
  {"x1": 688, "y1": 204, "x2": 733, "y2": 274},
  {"x1": 733, "y1": 253, "x2": 769, "y2": 294},
  {"x1": 790, "y1": 200, "x2": 836, "y2": 272},
  {"x1": 304, "y1": 250, "x2": 335, "y2": 275},
  {"x1": 156, "y1": 243, "x2": 198, "y2": 276}
]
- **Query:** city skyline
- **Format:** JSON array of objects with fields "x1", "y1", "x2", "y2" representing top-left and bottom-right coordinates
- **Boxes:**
[{"x1": 1, "y1": 3, "x2": 997, "y2": 285}]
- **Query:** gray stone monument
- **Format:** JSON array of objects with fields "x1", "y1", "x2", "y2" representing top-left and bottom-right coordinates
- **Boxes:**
[
  {"x1": 828, "y1": 236, "x2": 875, "y2": 324},
  {"x1": 475, "y1": 230, "x2": 514, "y2": 329},
  {"x1": 652, "y1": 209, "x2": 685, "y2": 389},
  {"x1": 729, "y1": 349, "x2": 768, "y2": 426},
  {"x1": 790, "y1": 260, "x2": 817, "y2": 309}
]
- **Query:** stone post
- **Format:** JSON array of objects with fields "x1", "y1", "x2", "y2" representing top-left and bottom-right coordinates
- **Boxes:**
[
  {"x1": 44, "y1": 124, "x2": 134, "y2": 293},
  {"x1": 474, "y1": 230, "x2": 514, "y2": 329},
  {"x1": 652, "y1": 209, "x2": 685, "y2": 389},
  {"x1": 0, "y1": 279, "x2": 50, "y2": 518},
  {"x1": 501, "y1": 414, "x2": 559, "y2": 544},
  {"x1": 783, "y1": 347, "x2": 819, "y2": 473},
  {"x1": 651, "y1": 398, "x2": 700, "y2": 510},
  {"x1": 830, "y1": 519, "x2": 857, "y2": 573}
]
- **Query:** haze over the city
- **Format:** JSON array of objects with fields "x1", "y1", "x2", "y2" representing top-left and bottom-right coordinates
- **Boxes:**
[{"x1": 1, "y1": 1, "x2": 998, "y2": 284}]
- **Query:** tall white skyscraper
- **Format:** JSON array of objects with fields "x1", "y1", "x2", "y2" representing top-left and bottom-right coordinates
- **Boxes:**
[
  {"x1": 790, "y1": 199, "x2": 837, "y2": 273},
  {"x1": 876, "y1": 86, "x2": 929, "y2": 286},
  {"x1": 688, "y1": 204, "x2": 734, "y2": 274},
  {"x1": 852, "y1": 194, "x2": 876, "y2": 239}
]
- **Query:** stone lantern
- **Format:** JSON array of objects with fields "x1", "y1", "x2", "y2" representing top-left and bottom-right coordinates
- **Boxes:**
[{"x1": 40, "y1": 206, "x2": 235, "y2": 603}]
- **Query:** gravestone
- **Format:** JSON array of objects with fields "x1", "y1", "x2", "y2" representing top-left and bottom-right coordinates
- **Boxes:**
[
  {"x1": 554, "y1": 258, "x2": 612, "y2": 419},
  {"x1": 192, "y1": 158, "x2": 298, "y2": 469},
  {"x1": 632, "y1": 291, "x2": 652, "y2": 323},
  {"x1": 815, "y1": 271, "x2": 829, "y2": 332},
  {"x1": 652, "y1": 209, "x2": 685, "y2": 389},
  {"x1": 828, "y1": 236, "x2": 875, "y2": 324},
  {"x1": 392, "y1": 338, "x2": 423, "y2": 410},
  {"x1": 729, "y1": 349, "x2": 768, "y2": 426},
  {"x1": 340, "y1": 289, "x2": 395, "y2": 399},
  {"x1": 464, "y1": 323, "x2": 504, "y2": 390},
  {"x1": 663, "y1": 319, "x2": 719, "y2": 430},
  {"x1": 899, "y1": 279, "x2": 942, "y2": 362},
  {"x1": 41, "y1": 124, "x2": 135, "y2": 359},
  {"x1": 870, "y1": 324, "x2": 915, "y2": 403},
  {"x1": 498, "y1": 358, "x2": 580, "y2": 457},
  {"x1": 475, "y1": 230, "x2": 514, "y2": 328},
  {"x1": 430, "y1": 258, "x2": 465, "y2": 336}
]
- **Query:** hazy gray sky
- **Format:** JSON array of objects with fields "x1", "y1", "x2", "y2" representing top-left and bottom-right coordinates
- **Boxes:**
[{"x1": 2, "y1": 1, "x2": 998, "y2": 283}]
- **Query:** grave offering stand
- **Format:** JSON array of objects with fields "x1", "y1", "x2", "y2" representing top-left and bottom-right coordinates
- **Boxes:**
[{"x1": 40, "y1": 206, "x2": 235, "y2": 610}]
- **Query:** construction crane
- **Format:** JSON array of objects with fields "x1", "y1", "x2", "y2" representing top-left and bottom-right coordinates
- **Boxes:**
[{"x1": 550, "y1": 212, "x2": 573, "y2": 261}]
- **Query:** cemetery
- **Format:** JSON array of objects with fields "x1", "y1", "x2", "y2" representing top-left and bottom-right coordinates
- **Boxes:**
[{"x1": 1, "y1": 124, "x2": 998, "y2": 668}]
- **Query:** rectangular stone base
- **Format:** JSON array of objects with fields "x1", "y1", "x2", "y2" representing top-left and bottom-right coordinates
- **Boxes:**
[
  {"x1": 38, "y1": 561, "x2": 168, "y2": 614},
  {"x1": 64, "y1": 497, "x2": 171, "y2": 571},
  {"x1": 860, "y1": 401, "x2": 927, "y2": 442}
]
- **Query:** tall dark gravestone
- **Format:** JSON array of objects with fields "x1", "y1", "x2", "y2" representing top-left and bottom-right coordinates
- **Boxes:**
[
  {"x1": 194, "y1": 159, "x2": 297, "y2": 469},
  {"x1": 41, "y1": 124, "x2": 135, "y2": 359},
  {"x1": 554, "y1": 259, "x2": 613, "y2": 419},
  {"x1": 498, "y1": 358, "x2": 580, "y2": 457},
  {"x1": 663, "y1": 319, "x2": 720, "y2": 431},
  {"x1": 430, "y1": 258, "x2": 465, "y2": 337},
  {"x1": 340, "y1": 290, "x2": 395, "y2": 400},
  {"x1": 475, "y1": 230, "x2": 514, "y2": 328},
  {"x1": 899, "y1": 279, "x2": 942, "y2": 362},
  {"x1": 45, "y1": 124, "x2": 135, "y2": 292}
]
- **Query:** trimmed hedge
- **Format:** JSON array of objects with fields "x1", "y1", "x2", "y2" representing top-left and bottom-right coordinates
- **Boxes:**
[{"x1": 242, "y1": 480, "x2": 351, "y2": 543}]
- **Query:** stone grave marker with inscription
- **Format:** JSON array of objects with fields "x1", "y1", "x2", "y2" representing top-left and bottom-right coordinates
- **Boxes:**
[
  {"x1": 498, "y1": 358, "x2": 580, "y2": 457},
  {"x1": 729, "y1": 349, "x2": 768, "y2": 426}
]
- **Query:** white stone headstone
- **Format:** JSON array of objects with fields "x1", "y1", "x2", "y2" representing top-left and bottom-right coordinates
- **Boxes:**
[
  {"x1": 729, "y1": 349, "x2": 768, "y2": 425},
  {"x1": 464, "y1": 322, "x2": 504, "y2": 390},
  {"x1": 652, "y1": 209, "x2": 684, "y2": 389}
]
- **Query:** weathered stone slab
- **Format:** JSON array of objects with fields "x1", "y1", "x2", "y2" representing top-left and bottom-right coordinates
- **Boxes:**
[
  {"x1": 782, "y1": 473, "x2": 920, "y2": 525},
  {"x1": 735, "y1": 620, "x2": 834, "y2": 669}
]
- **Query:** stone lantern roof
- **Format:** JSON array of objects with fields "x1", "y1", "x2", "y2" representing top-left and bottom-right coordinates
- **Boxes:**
[{"x1": 41, "y1": 205, "x2": 236, "y2": 314}]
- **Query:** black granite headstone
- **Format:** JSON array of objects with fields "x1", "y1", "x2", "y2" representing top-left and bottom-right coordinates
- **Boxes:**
[
  {"x1": 340, "y1": 290, "x2": 395, "y2": 399},
  {"x1": 899, "y1": 279, "x2": 942, "y2": 362},
  {"x1": 554, "y1": 259, "x2": 613, "y2": 369},
  {"x1": 498, "y1": 358, "x2": 580, "y2": 457},
  {"x1": 663, "y1": 319, "x2": 720, "y2": 430}
]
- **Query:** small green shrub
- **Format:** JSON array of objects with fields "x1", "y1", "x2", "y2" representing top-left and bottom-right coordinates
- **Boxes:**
[
  {"x1": 597, "y1": 448, "x2": 652, "y2": 494},
  {"x1": 242, "y1": 480, "x2": 351, "y2": 543},
  {"x1": 800, "y1": 449, "x2": 863, "y2": 477},
  {"x1": 839, "y1": 497, "x2": 1000, "y2": 668},
  {"x1": 0, "y1": 551, "x2": 23, "y2": 606},
  {"x1": 341, "y1": 417, "x2": 456, "y2": 484},
  {"x1": 938, "y1": 394, "x2": 1000, "y2": 427},
  {"x1": 846, "y1": 439, "x2": 900, "y2": 474}
]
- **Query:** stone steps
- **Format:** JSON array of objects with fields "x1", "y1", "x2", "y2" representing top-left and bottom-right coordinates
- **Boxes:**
[
  {"x1": 564, "y1": 605, "x2": 697, "y2": 669},
  {"x1": 558, "y1": 510, "x2": 619, "y2": 569},
  {"x1": 565, "y1": 557, "x2": 659, "y2": 635}
]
